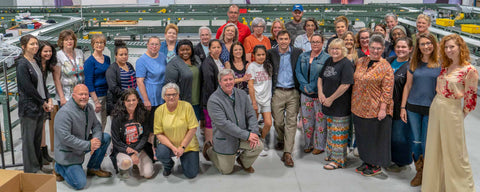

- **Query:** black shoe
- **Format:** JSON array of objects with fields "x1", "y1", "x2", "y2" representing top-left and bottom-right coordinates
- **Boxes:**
[
  {"x1": 41, "y1": 146, "x2": 54, "y2": 162},
  {"x1": 361, "y1": 165, "x2": 382, "y2": 176},
  {"x1": 355, "y1": 163, "x2": 367, "y2": 173},
  {"x1": 163, "y1": 169, "x2": 172, "y2": 176},
  {"x1": 274, "y1": 142, "x2": 284, "y2": 150}
]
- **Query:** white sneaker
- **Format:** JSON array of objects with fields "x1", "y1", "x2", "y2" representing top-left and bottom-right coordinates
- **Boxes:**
[
  {"x1": 259, "y1": 149, "x2": 268, "y2": 157},
  {"x1": 353, "y1": 147, "x2": 359, "y2": 157}
]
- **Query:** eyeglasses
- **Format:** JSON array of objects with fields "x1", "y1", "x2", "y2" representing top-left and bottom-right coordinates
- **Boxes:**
[
  {"x1": 329, "y1": 47, "x2": 341, "y2": 51},
  {"x1": 228, "y1": 11, "x2": 239, "y2": 14},
  {"x1": 94, "y1": 42, "x2": 104, "y2": 45},
  {"x1": 165, "y1": 93, "x2": 178, "y2": 98},
  {"x1": 420, "y1": 42, "x2": 432, "y2": 47},
  {"x1": 148, "y1": 43, "x2": 160, "y2": 47}
]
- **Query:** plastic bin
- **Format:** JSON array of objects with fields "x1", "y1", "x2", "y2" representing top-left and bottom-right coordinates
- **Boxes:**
[
  {"x1": 436, "y1": 18, "x2": 454, "y2": 27},
  {"x1": 461, "y1": 24, "x2": 480, "y2": 34}
]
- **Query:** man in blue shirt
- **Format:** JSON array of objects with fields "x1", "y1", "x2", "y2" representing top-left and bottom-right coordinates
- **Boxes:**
[{"x1": 266, "y1": 30, "x2": 303, "y2": 167}]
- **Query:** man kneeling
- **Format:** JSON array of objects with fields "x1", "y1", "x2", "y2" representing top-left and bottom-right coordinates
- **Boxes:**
[
  {"x1": 203, "y1": 69, "x2": 263, "y2": 174},
  {"x1": 53, "y1": 84, "x2": 112, "y2": 190}
]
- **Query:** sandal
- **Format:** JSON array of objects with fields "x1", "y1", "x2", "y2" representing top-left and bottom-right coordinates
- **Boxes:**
[
  {"x1": 323, "y1": 162, "x2": 343, "y2": 170},
  {"x1": 303, "y1": 147, "x2": 314, "y2": 153}
]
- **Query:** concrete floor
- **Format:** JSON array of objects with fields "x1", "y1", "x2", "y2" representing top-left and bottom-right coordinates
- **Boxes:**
[{"x1": 1, "y1": 95, "x2": 480, "y2": 192}]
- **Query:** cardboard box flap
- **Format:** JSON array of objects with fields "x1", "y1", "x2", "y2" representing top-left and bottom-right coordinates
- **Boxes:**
[
  {"x1": 0, "y1": 170, "x2": 22, "y2": 192},
  {"x1": 21, "y1": 173, "x2": 56, "y2": 192}
]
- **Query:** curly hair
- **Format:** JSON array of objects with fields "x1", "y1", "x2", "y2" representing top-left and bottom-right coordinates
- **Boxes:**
[
  {"x1": 303, "y1": 17, "x2": 319, "y2": 31},
  {"x1": 440, "y1": 34, "x2": 470, "y2": 68},
  {"x1": 111, "y1": 88, "x2": 148, "y2": 124},
  {"x1": 175, "y1": 39, "x2": 196, "y2": 64},
  {"x1": 35, "y1": 41, "x2": 57, "y2": 73}
]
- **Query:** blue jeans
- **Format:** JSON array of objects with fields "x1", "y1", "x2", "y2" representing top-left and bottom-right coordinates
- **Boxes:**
[
  {"x1": 407, "y1": 110, "x2": 428, "y2": 161},
  {"x1": 391, "y1": 119, "x2": 412, "y2": 166},
  {"x1": 55, "y1": 133, "x2": 111, "y2": 190},
  {"x1": 156, "y1": 143, "x2": 199, "y2": 178}
]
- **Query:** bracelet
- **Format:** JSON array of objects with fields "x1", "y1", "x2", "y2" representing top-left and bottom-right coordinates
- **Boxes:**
[{"x1": 401, "y1": 107, "x2": 406, "y2": 109}]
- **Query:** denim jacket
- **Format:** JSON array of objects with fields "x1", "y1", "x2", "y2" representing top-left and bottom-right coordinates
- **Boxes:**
[
  {"x1": 160, "y1": 40, "x2": 178, "y2": 56},
  {"x1": 295, "y1": 50, "x2": 330, "y2": 97}
]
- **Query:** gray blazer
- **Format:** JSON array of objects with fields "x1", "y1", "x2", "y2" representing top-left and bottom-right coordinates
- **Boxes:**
[
  {"x1": 207, "y1": 87, "x2": 259, "y2": 155},
  {"x1": 54, "y1": 99, "x2": 103, "y2": 166}
]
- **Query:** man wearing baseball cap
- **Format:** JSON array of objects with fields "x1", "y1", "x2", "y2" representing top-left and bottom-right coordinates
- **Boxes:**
[{"x1": 285, "y1": 4, "x2": 305, "y2": 45}]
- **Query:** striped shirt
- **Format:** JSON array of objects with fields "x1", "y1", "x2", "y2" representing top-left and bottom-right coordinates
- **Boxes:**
[{"x1": 120, "y1": 65, "x2": 137, "y2": 90}]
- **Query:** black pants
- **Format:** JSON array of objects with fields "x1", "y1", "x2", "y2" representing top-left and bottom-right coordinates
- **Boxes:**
[{"x1": 20, "y1": 116, "x2": 44, "y2": 173}]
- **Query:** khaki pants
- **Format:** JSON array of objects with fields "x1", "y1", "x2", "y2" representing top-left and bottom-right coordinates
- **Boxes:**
[
  {"x1": 88, "y1": 96, "x2": 108, "y2": 131},
  {"x1": 271, "y1": 89, "x2": 300, "y2": 153},
  {"x1": 207, "y1": 140, "x2": 263, "y2": 174},
  {"x1": 422, "y1": 95, "x2": 475, "y2": 192}
]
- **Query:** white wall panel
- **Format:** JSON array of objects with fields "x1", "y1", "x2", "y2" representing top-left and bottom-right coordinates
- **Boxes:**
[{"x1": 17, "y1": 0, "x2": 43, "y2": 6}]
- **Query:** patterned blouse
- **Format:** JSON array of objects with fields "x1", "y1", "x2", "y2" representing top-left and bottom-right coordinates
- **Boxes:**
[
  {"x1": 351, "y1": 57, "x2": 394, "y2": 118},
  {"x1": 55, "y1": 49, "x2": 85, "y2": 102},
  {"x1": 436, "y1": 64, "x2": 478, "y2": 114}
]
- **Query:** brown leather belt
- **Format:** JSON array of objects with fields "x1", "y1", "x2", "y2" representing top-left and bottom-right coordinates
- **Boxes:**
[{"x1": 276, "y1": 87, "x2": 294, "y2": 91}]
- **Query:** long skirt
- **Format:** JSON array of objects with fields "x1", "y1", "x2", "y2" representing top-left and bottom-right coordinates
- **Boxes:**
[
  {"x1": 422, "y1": 95, "x2": 475, "y2": 192},
  {"x1": 325, "y1": 115, "x2": 350, "y2": 167},
  {"x1": 353, "y1": 114, "x2": 392, "y2": 167},
  {"x1": 300, "y1": 94, "x2": 327, "y2": 150}
]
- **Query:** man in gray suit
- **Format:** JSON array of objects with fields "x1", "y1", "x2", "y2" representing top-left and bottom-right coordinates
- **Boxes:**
[
  {"x1": 53, "y1": 84, "x2": 111, "y2": 190},
  {"x1": 203, "y1": 69, "x2": 263, "y2": 174}
]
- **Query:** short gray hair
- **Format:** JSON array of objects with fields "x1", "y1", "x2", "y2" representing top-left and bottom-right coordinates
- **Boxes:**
[
  {"x1": 161, "y1": 82, "x2": 180, "y2": 98},
  {"x1": 251, "y1": 17, "x2": 266, "y2": 28},
  {"x1": 218, "y1": 69, "x2": 235, "y2": 81},
  {"x1": 384, "y1": 13, "x2": 398, "y2": 22},
  {"x1": 198, "y1": 26, "x2": 212, "y2": 36},
  {"x1": 369, "y1": 34, "x2": 385, "y2": 48}
]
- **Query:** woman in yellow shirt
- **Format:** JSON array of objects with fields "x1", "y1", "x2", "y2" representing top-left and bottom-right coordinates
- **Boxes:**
[{"x1": 154, "y1": 83, "x2": 199, "y2": 178}]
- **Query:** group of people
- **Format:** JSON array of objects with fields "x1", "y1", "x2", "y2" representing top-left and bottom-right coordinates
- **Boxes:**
[{"x1": 15, "y1": 3, "x2": 477, "y2": 191}]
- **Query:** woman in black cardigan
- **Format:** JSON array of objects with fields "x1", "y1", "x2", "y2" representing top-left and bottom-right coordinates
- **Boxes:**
[
  {"x1": 16, "y1": 34, "x2": 53, "y2": 173},
  {"x1": 106, "y1": 40, "x2": 136, "y2": 115},
  {"x1": 110, "y1": 88, "x2": 154, "y2": 179},
  {"x1": 200, "y1": 39, "x2": 224, "y2": 143}
]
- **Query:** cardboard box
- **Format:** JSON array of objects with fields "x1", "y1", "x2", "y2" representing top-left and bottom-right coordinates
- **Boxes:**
[{"x1": 0, "y1": 169, "x2": 56, "y2": 192}]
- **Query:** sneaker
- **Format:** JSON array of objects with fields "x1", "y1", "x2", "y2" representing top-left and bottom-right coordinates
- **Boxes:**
[
  {"x1": 118, "y1": 169, "x2": 130, "y2": 180},
  {"x1": 355, "y1": 163, "x2": 367, "y2": 173},
  {"x1": 353, "y1": 147, "x2": 359, "y2": 157},
  {"x1": 386, "y1": 164, "x2": 406, "y2": 172},
  {"x1": 259, "y1": 149, "x2": 268, "y2": 157},
  {"x1": 362, "y1": 166, "x2": 382, "y2": 176},
  {"x1": 162, "y1": 169, "x2": 172, "y2": 177}
]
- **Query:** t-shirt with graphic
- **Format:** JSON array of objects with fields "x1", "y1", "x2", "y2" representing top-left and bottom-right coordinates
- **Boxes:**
[
  {"x1": 319, "y1": 57, "x2": 355, "y2": 117},
  {"x1": 124, "y1": 122, "x2": 144, "y2": 145},
  {"x1": 246, "y1": 61, "x2": 272, "y2": 106}
]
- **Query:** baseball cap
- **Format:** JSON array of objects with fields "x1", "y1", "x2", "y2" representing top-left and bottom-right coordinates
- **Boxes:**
[{"x1": 293, "y1": 4, "x2": 304, "y2": 12}]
